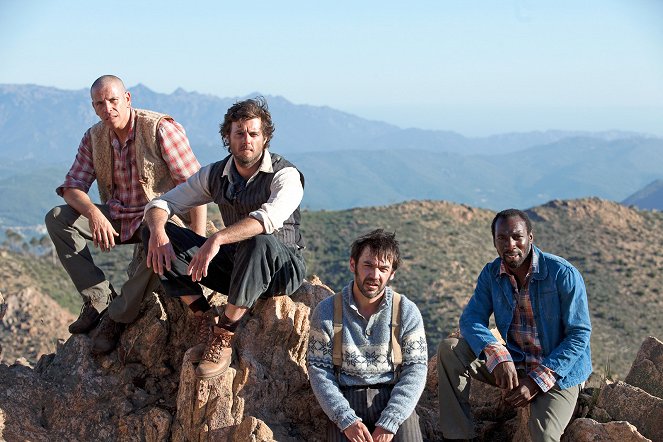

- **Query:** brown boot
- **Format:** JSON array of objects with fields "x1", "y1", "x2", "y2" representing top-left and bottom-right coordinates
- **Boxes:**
[
  {"x1": 189, "y1": 311, "x2": 214, "y2": 363},
  {"x1": 195, "y1": 325, "x2": 233, "y2": 379},
  {"x1": 69, "y1": 302, "x2": 104, "y2": 334},
  {"x1": 91, "y1": 313, "x2": 125, "y2": 355}
]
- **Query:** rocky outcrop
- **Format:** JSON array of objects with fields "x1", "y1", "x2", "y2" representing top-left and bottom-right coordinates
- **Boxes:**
[
  {"x1": 562, "y1": 418, "x2": 650, "y2": 442},
  {"x1": 0, "y1": 278, "x2": 332, "y2": 441},
  {"x1": 1, "y1": 277, "x2": 663, "y2": 441},
  {"x1": 624, "y1": 336, "x2": 663, "y2": 400},
  {"x1": 0, "y1": 287, "x2": 74, "y2": 364}
]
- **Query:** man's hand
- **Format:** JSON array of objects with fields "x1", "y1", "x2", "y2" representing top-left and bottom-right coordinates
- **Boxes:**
[
  {"x1": 372, "y1": 426, "x2": 394, "y2": 442},
  {"x1": 187, "y1": 232, "x2": 222, "y2": 282},
  {"x1": 493, "y1": 360, "x2": 519, "y2": 390},
  {"x1": 87, "y1": 207, "x2": 119, "y2": 252},
  {"x1": 146, "y1": 228, "x2": 176, "y2": 275},
  {"x1": 343, "y1": 420, "x2": 373, "y2": 442},
  {"x1": 504, "y1": 377, "x2": 540, "y2": 408}
]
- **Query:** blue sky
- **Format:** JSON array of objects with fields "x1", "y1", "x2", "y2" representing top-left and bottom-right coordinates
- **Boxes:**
[{"x1": 1, "y1": 0, "x2": 662, "y2": 136}]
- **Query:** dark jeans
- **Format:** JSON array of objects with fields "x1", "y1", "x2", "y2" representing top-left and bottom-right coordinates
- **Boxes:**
[
  {"x1": 326, "y1": 385, "x2": 423, "y2": 442},
  {"x1": 142, "y1": 223, "x2": 306, "y2": 307}
]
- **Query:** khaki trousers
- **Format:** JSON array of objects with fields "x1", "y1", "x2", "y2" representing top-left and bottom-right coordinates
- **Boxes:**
[
  {"x1": 45, "y1": 204, "x2": 157, "y2": 322},
  {"x1": 437, "y1": 337, "x2": 580, "y2": 442}
]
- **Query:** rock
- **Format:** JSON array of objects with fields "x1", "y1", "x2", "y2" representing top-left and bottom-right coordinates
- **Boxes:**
[
  {"x1": 0, "y1": 287, "x2": 74, "y2": 364},
  {"x1": 596, "y1": 381, "x2": 663, "y2": 441},
  {"x1": 562, "y1": 418, "x2": 651, "y2": 441},
  {"x1": 232, "y1": 416, "x2": 275, "y2": 442},
  {"x1": 0, "y1": 291, "x2": 5, "y2": 359},
  {"x1": 624, "y1": 336, "x2": 663, "y2": 400},
  {"x1": 173, "y1": 280, "x2": 333, "y2": 441},
  {"x1": 3, "y1": 272, "x2": 663, "y2": 442}
]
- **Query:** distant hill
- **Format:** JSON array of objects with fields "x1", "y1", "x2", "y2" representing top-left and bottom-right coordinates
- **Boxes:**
[
  {"x1": 622, "y1": 179, "x2": 663, "y2": 210},
  {"x1": 2, "y1": 83, "x2": 663, "y2": 231},
  {"x1": 6, "y1": 197, "x2": 656, "y2": 378},
  {"x1": 300, "y1": 197, "x2": 663, "y2": 378}
]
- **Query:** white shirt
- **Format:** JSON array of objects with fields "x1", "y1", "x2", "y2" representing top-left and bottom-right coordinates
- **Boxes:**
[{"x1": 144, "y1": 151, "x2": 303, "y2": 234}]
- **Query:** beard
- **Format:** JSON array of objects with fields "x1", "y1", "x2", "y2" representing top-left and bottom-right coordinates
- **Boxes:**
[
  {"x1": 354, "y1": 271, "x2": 389, "y2": 300},
  {"x1": 502, "y1": 244, "x2": 532, "y2": 270}
]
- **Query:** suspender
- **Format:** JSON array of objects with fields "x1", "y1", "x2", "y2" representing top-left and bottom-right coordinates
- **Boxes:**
[{"x1": 331, "y1": 290, "x2": 402, "y2": 378}]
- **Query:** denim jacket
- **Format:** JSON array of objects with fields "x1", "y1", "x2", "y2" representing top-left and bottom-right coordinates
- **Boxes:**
[{"x1": 460, "y1": 245, "x2": 592, "y2": 389}]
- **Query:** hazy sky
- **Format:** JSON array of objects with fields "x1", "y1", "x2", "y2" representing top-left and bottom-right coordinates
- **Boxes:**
[{"x1": 1, "y1": 0, "x2": 662, "y2": 136}]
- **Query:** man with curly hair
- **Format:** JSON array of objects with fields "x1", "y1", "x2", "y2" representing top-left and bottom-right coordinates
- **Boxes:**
[{"x1": 143, "y1": 97, "x2": 306, "y2": 379}]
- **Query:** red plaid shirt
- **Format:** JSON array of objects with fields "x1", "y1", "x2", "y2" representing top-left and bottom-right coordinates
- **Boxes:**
[
  {"x1": 57, "y1": 109, "x2": 200, "y2": 241},
  {"x1": 484, "y1": 251, "x2": 557, "y2": 392}
]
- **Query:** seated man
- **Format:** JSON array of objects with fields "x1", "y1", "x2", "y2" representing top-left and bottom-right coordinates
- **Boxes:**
[
  {"x1": 143, "y1": 97, "x2": 306, "y2": 380},
  {"x1": 437, "y1": 209, "x2": 592, "y2": 442},
  {"x1": 308, "y1": 229, "x2": 428, "y2": 442},
  {"x1": 45, "y1": 75, "x2": 205, "y2": 354}
]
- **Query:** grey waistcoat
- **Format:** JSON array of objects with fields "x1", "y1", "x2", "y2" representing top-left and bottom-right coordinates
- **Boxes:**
[{"x1": 208, "y1": 153, "x2": 305, "y2": 248}]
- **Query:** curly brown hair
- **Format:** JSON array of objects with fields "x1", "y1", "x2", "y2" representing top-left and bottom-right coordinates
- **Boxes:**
[{"x1": 219, "y1": 96, "x2": 275, "y2": 151}]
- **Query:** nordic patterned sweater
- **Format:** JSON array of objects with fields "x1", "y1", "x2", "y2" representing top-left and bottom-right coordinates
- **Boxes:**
[{"x1": 307, "y1": 282, "x2": 428, "y2": 434}]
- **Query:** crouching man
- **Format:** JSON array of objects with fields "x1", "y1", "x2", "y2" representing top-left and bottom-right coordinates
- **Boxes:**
[
  {"x1": 143, "y1": 97, "x2": 306, "y2": 379},
  {"x1": 308, "y1": 229, "x2": 428, "y2": 442},
  {"x1": 437, "y1": 209, "x2": 592, "y2": 442}
]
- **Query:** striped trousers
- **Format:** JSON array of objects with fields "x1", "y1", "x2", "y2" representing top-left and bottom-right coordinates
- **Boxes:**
[{"x1": 327, "y1": 385, "x2": 423, "y2": 442}]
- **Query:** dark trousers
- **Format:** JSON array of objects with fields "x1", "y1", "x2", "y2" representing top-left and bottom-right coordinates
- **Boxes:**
[
  {"x1": 142, "y1": 223, "x2": 306, "y2": 307},
  {"x1": 326, "y1": 385, "x2": 423, "y2": 442}
]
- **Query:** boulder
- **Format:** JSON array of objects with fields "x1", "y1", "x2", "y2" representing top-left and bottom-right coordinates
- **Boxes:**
[
  {"x1": 624, "y1": 336, "x2": 663, "y2": 400},
  {"x1": 595, "y1": 381, "x2": 663, "y2": 441},
  {"x1": 0, "y1": 278, "x2": 333, "y2": 441},
  {"x1": 562, "y1": 418, "x2": 651, "y2": 442},
  {"x1": 0, "y1": 287, "x2": 74, "y2": 364}
]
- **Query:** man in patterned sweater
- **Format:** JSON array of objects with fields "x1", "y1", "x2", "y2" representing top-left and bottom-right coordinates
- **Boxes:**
[{"x1": 308, "y1": 229, "x2": 428, "y2": 442}]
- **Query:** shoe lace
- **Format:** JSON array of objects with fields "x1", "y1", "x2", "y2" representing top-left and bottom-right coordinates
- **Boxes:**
[{"x1": 202, "y1": 327, "x2": 233, "y2": 363}]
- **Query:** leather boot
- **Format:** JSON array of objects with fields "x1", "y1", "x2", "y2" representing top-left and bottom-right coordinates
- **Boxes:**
[
  {"x1": 189, "y1": 311, "x2": 214, "y2": 363},
  {"x1": 69, "y1": 302, "x2": 104, "y2": 334},
  {"x1": 195, "y1": 325, "x2": 233, "y2": 379},
  {"x1": 91, "y1": 313, "x2": 125, "y2": 355}
]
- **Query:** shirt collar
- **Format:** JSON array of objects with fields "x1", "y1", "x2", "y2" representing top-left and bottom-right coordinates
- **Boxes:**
[
  {"x1": 344, "y1": 281, "x2": 391, "y2": 314},
  {"x1": 109, "y1": 108, "x2": 136, "y2": 148},
  {"x1": 222, "y1": 149, "x2": 273, "y2": 183}
]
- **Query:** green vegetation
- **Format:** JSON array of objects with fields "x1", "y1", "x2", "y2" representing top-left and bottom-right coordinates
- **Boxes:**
[{"x1": 3, "y1": 198, "x2": 661, "y2": 378}]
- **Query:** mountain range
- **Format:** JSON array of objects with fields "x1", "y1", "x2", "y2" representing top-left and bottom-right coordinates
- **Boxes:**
[{"x1": 1, "y1": 83, "x2": 662, "y2": 231}]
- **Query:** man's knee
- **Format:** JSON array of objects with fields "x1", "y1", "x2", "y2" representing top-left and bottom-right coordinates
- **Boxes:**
[
  {"x1": 44, "y1": 205, "x2": 67, "y2": 232},
  {"x1": 241, "y1": 234, "x2": 273, "y2": 251},
  {"x1": 437, "y1": 337, "x2": 460, "y2": 363}
]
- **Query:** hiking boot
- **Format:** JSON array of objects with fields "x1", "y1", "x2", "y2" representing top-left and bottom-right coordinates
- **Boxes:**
[
  {"x1": 69, "y1": 302, "x2": 104, "y2": 334},
  {"x1": 91, "y1": 313, "x2": 125, "y2": 355},
  {"x1": 195, "y1": 326, "x2": 233, "y2": 379},
  {"x1": 189, "y1": 311, "x2": 215, "y2": 363}
]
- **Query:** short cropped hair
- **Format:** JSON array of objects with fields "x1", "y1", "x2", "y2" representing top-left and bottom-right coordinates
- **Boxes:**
[
  {"x1": 90, "y1": 75, "x2": 126, "y2": 93},
  {"x1": 219, "y1": 96, "x2": 275, "y2": 151},
  {"x1": 491, "y1": 209, "x2": 533, "y2": 239},
  {"x1": 350, "y1": 229, "x2": 402, "y2": 271}
]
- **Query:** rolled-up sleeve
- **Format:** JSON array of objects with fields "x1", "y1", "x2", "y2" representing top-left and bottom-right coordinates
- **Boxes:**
[
  {"x1": 56, "y1": 130, "x2": 96, "y2": 196},
  {"x1": 249, "y1": 167, "x2": 303, "y2": 234}
]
